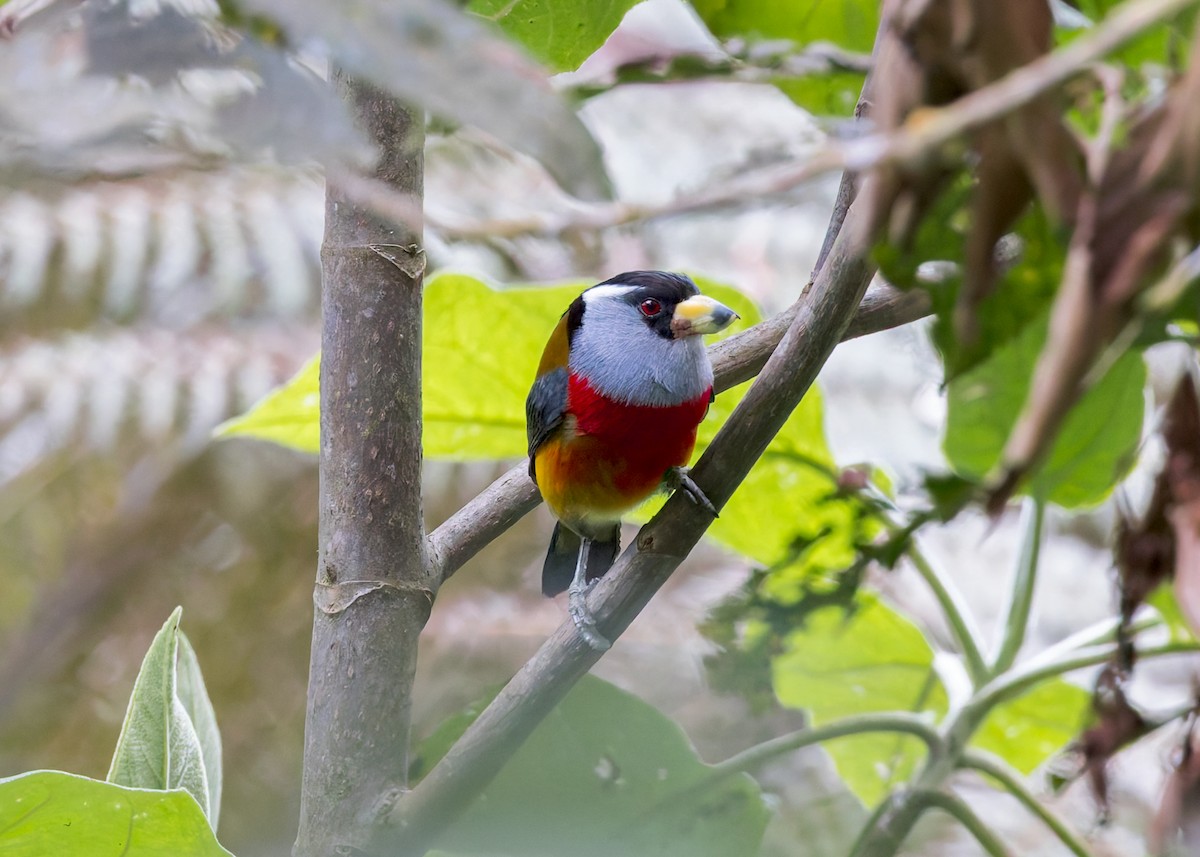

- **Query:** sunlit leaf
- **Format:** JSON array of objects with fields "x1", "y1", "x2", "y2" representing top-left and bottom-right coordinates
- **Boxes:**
[
  {"x1": 237, "y1": 0, "x2": 610, "y2": 199},
  {"x1": 107, "y1": 608, "x2": 219, "y2": 829},
  {"x1": 973, "y1": 679, "x2": 1091, "y2": 774},
  {"x1": 217, "y1": 354, "x2": 320, "y2": 451},
  {"x1": 414, "y1": 676, "x2": 768, "y2": 857},
  {"x1": 468, "y1": 0, "x2": 643, "y2": 73},
  {"x1": 0, "y1": 771, "x2": 231, "y2": 857},
  {"x1": 771, "y1": 593, "x2": 948, "y2": 806},
  {"x1": 692, "y1": 0, "x2": 879, "y2": 52},
  {"x1": 1149, "y1": 584, "x2": 1198, "y2": 643},
  {"x1": 219, "y1": 273, "x2": 752, "y2": 459},
  {"x1": 944, "y1": 313, "x2": 1145, "y2": 508},
  {"x1": 222, "y1": 273, "x2": 855, "y2": 574},
  {"x1": 774, "y1": 71, "x2": 865, "y2": 116},
  {"x1": 1057, "y1": 1, "x2": 1195, "y2": 70}
]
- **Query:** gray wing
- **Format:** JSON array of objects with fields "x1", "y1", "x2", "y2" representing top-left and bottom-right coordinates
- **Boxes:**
[{"x1": 526, "y1": 367, "x2": 569, "y2": 481}]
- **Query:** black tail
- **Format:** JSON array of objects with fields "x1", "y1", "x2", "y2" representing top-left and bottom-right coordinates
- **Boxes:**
[{"x1": 541, "y1": 523, "x2": 620, "y2": 597}]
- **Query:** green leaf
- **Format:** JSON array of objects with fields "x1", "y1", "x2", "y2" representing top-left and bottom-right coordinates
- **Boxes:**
[
  {"x1": 774, "y1": 71, "x2": 865, "y2": 116},
  {"x1": 226, "y1": 270, "x2": 858, "y2": 588},
  {"x1": 414, "y1": 676, "x2": 768, "y2": 857},
  {"x1": 944, "y1": 313, "x2": 1145, "y2": 508},
  {"x1": 468, "y1": 0, "x2": 643, "y2": 73},
  {"x1": 175, "y1": 634, "x2": 223, "y2": 831},
  {"x1": 770, "y1": 593, "x2": 948, "y2": 806},
  {"x1": 107, "y1": 608, "x2": 219, "y2": 829},
  {"x1": 1057, "y1": 1, "x2": 1195, "y2": 70},
  {"x1": 216, "y1": 354, "x2": 319, "y2": 452},
  {"x1": 692, "y1": 0, "x2": 879, "y2": 52},
  {"x1": 1148, "y1": 584, "x2": 1197, "y2": 643},
  {"x1": 875, "y1": 182, "x2": 1067, "y2": 379},
  {"x1": 220, "y1": 273, "x2": 754, "y2": 459},
  {"x1": 972, "y1": 679, "x2": 1091, "y2": 775},
  {"x1": 0, "y1": 771, "x2": 231, "y2": 857}
]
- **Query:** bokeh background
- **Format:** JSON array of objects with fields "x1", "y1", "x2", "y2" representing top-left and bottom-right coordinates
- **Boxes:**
[{"x1": 2, "y1": 1, "x2": 1195, "y2": 855}]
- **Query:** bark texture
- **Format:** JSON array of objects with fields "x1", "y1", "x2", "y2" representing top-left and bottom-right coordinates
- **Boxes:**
[{"x1": 295, "y1": 72, "x2": 430, "y2": 857}]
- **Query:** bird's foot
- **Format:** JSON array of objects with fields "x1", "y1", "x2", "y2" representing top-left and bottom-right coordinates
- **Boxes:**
[
  {"x1": 568, "y1": 579, "x2": 611, "y2": 651},
  {"x1": 666, "y1": 466, "x2": 718, "y2": 517}
]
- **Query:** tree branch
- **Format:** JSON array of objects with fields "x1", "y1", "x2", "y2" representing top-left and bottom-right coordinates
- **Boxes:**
[
  {"x1": 295, "y1": 74, "x2": 430, "y2": 857},
  {"x1": 377, "y1": 174, "x2": 878, "y2": 856},
  {"x1": 426, "y1": 282, "x2": 931, "y2": 584}
]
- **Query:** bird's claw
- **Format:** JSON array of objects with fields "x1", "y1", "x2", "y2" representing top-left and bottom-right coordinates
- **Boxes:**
[
  {"x1": 667, "y1": 466, "x2": 718, "y2": 517},
  {"x1": 568, "y1": 581, "x2": 611, "y2": 651}
]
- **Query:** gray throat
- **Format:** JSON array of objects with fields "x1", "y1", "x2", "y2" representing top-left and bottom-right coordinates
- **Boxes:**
[{"x1": 569, "y1": 305, "x2": 713, "y2": 407}]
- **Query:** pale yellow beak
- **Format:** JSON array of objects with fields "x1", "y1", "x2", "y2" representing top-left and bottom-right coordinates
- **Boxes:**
[{"x1": 671, "y1": 295, "x2": 739, "y2": 337}]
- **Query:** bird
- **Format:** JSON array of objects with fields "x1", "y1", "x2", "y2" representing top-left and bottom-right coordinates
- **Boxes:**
[{"x1": 525, "y1": 271, "x2": 738, "y2": 650}]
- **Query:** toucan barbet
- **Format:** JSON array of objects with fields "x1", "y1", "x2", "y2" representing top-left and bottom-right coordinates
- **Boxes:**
[{"x1": 525, "y1": 271, "x2": 738, "y2": 649}]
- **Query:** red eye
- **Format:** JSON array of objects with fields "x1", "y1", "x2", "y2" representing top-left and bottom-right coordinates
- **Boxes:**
[{"x1": 639, "y1": 299, "x2": 662, "y2": 316}]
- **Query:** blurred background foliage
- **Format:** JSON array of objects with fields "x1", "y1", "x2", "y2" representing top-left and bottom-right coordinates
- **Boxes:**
[{"x1": 3, "y1": 0, "x2": 1200, "y2": 855}]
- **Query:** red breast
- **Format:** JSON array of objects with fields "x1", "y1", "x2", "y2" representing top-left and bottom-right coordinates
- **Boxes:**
[{"x1": 562, "y1": 371, "x2": 709, "y2": 500}]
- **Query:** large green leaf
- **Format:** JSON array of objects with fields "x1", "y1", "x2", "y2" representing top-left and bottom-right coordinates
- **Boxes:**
[
  {"x1": 107, "y1": 608, "x2": 221, "y2": 830},
  {"x1": 224, "y1": 273, "x2": 854, "y2": 569},
  {"x1": 944, "y1": 313, "x2": 1145, "y2": 508},
  {"x1": 219, "y1": 272, "x2": 753, "y2": 460},
  {"x1": 0, "y1": 771, "x2": 231, "y2": 857},
  {"x1": 692, "y1": 0, "x2": 879, "y2": 52},
  {"x1": 770, "y1": 593, "x2": 948, "y2": 806},
  {"x1": 414, "y1": 676, "x2": 768, "y2": 857},
  {"x1": 973, "y1": 679, "x2": 1091, "y2": 775},
  {"x1": 468, "y1": 0, "x2": 643, "y2": 73},
  {"x1": 217, "y1": 355, "x2": 319, "y2": 452}
]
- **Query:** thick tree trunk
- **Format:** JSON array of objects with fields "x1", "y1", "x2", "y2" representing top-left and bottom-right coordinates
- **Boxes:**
[{"x1": 295, "y1": 72, "x2": 429, "y2": 857}]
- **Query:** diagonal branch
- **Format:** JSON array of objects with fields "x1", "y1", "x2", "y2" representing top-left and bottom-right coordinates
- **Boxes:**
[
  {"x1": 425, "y1": 282, "x2": 931, "y2": 583},
  {"x1": 378, "y1": 173, "x2": 879, "y2": 856}
]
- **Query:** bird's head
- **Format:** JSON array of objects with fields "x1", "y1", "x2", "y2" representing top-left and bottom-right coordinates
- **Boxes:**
[
  {"x1": 573, "y1": 271, "x2": 738, "y2": 343},
  {"x1": 560, "y1": 271, "x2": 738, "y2": 406}
]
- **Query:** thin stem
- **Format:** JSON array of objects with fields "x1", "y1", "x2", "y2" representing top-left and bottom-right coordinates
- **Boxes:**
[
  {"x1": 907, "y1": 544, "x2": 990, "y2": 687},
  {"x1": 921, "y1": 790, "x2": 1013, "y2": 857},
  {"x1": 709, "y1": 712, "x2": 941, "y2": 780},
  {"x1": 973, "y1": 641, "x2": 1200, "y2": 715},
  {"x1": 1023, "y1": 613, "x2": 1160, "y2": 670},
  {"x1": 992, "y1": 498, "x2": 1046, "y2": 675},
  {"x1": 961, "y1": 750, "x2": 1093, "y2": 857},
  {"x1": 849, "y1": 789, "x2": 925, "y2": 857}
]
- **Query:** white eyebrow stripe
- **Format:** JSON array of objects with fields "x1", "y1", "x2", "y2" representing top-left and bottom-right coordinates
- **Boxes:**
[{"x1": 582, "y1": 284, "x2": 637, "y2": 303}]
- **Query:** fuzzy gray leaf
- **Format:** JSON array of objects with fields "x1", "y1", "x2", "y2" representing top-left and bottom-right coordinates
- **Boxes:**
[{"x1": 239, "y1": 0, "x2": 612, "y2": 200}]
